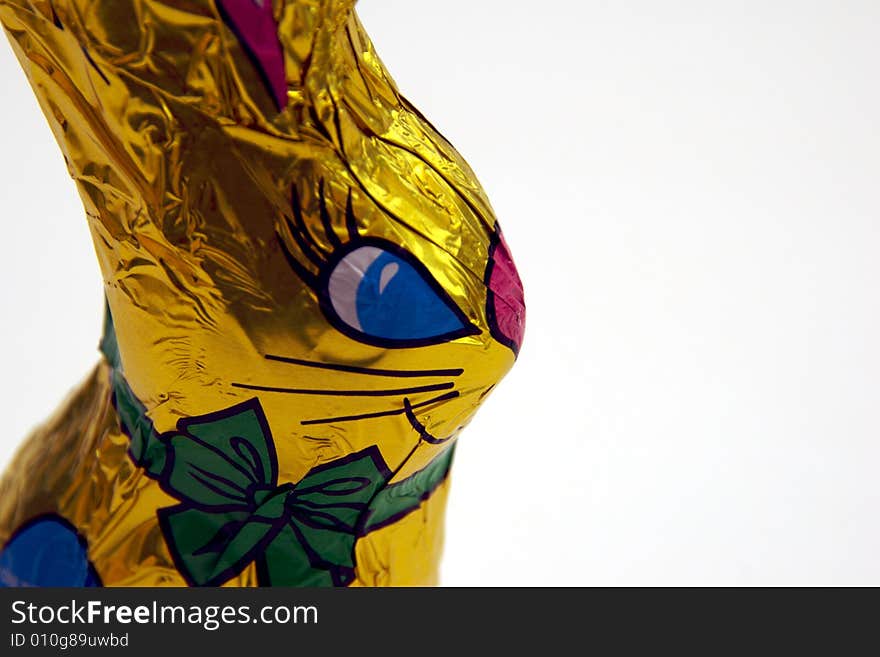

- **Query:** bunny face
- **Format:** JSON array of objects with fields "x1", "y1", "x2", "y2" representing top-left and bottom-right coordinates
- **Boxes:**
[
  {"x1": 106, "y1": 159, "x2": 522, "y2": 484},
  {"x1": 0, "y1": 0, "x2": 523, "y2": 585}
]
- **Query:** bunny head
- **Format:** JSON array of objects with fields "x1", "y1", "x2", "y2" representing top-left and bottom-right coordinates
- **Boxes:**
[{"x1": 0, "y1": 0, "x2": 524, "y2": 585}]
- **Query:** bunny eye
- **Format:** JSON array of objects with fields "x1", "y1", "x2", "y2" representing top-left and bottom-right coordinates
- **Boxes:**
[{"x1": 323, "y1": 241, "x2": 477, "y2": 348}]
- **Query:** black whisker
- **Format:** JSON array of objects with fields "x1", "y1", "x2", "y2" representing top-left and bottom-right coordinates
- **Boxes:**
[
  {"x1": 230, "y1": 381, "x2": 454, "y2": 397},
  {"x1": 345, "y1": 188, "x2": 359, "y2": 240},
  {"x1": 264, "y1": 353, "x2": 463, "y2": 378},
  {"x1": 318, "y1": 179, "x2": 342, "y2": 249},
  {"x1": 300, "y1": 390, "x2": 459, "y2": 426}
]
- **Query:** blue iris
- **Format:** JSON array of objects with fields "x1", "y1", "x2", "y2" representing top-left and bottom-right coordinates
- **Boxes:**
[
  {"x1": 354, "y1": 251, "x2": 466, "y2": 342},
  {"x1": 0, "y1": 516, "x2": 100, "y2": 587}
]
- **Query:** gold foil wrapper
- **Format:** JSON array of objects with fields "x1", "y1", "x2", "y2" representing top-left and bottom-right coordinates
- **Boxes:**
[{"x1": 0, "y1": 0, "x2": 524, "y2": 586}]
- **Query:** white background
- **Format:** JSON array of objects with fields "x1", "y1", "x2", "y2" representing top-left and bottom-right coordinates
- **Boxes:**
[{"x1": 2, "y1": 1, "x2": 880, "y2": 585}]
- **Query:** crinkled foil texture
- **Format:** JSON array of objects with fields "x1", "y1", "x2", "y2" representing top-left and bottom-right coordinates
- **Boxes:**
[{"x1": 0, "y1": 0, "x2": 524, "y2": 586}]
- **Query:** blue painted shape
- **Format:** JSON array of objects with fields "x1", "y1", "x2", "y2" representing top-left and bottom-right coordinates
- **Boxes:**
[
  {"x1": 0, "y1": 515, "x2": 101, "y2": 587},
  {"x1": 355, "y1": 251, "x2": 465, "y2": 341}
]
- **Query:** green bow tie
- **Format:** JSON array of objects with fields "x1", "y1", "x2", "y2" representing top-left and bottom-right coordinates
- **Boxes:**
[
  {"x1": 151, "y1": 400, "x2": 389, "y2": 586},
  {"x1": 103, "y1": 314, "x2": 453, "y2": 587}
]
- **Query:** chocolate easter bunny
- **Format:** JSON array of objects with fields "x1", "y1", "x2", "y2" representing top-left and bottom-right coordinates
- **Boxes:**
[{"x1": 0, "y1": 0, "x2": 524, "y2": 586}]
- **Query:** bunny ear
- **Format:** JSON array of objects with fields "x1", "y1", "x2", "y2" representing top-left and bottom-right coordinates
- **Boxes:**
[
  {"x1": 217, "y1": 0, "x2": 288, "y2": 110},
  {"x1": 216, "y1": 1, "x2": 358, "y2": 112}
]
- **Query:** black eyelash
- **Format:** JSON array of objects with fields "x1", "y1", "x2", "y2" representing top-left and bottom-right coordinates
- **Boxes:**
[
  {"x1": 345, "y1": 189, "x2": 359, "y2": 241},
  {"x1": 49, "y1": 0, "x2": 64, "y2": 29},
  {"x1": 275, "y1": 182, "x2": 479, "y2": 349},
  {"x1": 276, "y1": 232, "x2": 319, "y2": 289},
  {"x1": 276, "y1": 181, "x2": 361, "y2": 289},
  {"x1": 318, "y1": 180, "x2": 343, "y2": 250},
  {"x1": 289, "y1": 186, "x2": 328, "y2": 264},
  {"x1": 82, "y1": 47, "x2": 110, "y2": 85}
]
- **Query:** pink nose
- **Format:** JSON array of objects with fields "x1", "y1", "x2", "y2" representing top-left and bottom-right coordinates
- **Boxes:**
[{"x1": 486, "y1": 228, "x2": 526, "y2": 355}]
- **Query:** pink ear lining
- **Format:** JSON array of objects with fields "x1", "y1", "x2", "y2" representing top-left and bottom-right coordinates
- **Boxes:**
[{"x1": 217, "y1": 0, "x2": 288, "y2": 110}]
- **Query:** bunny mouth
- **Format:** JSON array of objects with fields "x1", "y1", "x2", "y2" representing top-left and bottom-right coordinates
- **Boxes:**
[{"x1": 403, "y1": 398, "x2": 454, "y2": 445}]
